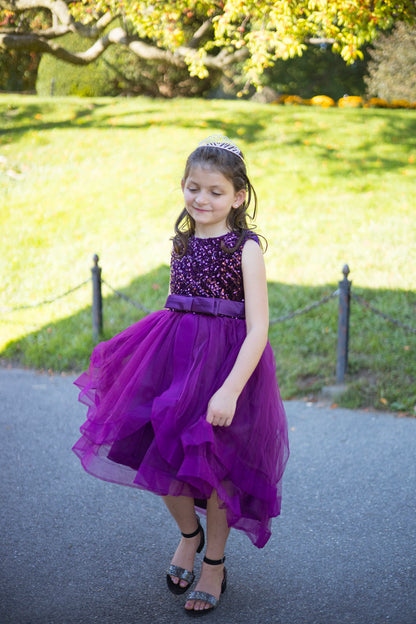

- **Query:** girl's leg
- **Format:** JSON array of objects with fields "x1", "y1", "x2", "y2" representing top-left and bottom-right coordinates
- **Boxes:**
[
  {"x1": 163, "y1": 495, "x2": 202, "y2": 589},
  {"x1": 185, "y1": 489, "x2": 230, "y2": 612}
]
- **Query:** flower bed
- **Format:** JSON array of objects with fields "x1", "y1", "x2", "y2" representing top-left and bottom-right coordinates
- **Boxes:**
[{"x1": 272, "y1": 94, "x2": 416, "y2": 109}]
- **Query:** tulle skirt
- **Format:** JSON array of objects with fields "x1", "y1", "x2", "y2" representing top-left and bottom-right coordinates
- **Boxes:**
[{"x1": 73, "y1": 305, "x2": 289, "y2": 548}]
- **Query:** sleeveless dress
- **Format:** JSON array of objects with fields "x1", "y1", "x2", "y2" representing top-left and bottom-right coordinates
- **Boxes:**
[{"x1": 73, "y1": 231, "x2": 289, "y2": 548}]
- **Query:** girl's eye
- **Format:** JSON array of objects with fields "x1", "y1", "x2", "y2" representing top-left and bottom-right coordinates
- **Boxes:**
[{"x1": 212, "y1": 192, "x2": 222, "y2": 196}]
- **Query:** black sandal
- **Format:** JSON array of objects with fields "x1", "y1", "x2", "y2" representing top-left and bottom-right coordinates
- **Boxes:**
[
  {"x1": 166, "y1": 515, "x2": 205, "y2": 595},
  {"x1": 184, "y1": 555, "x2": 227, "y2": 617}
]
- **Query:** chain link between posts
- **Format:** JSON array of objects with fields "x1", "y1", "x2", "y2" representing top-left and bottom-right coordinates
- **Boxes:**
[
  {"x1": 101, "y1": 278, "x2": 153, "y2": 314},
  {"x1": 351, "y1": 292, "x2": 416, "y2": 335},
  {"x1": 269, "y1": 290, "x2": 339, "y2": 324},
  {"x1": 0, "y1": 279, "x2": 91, "y2": 314},
  {"x1": 1, "y1": 261, "x2": 415, "y2": 337}
]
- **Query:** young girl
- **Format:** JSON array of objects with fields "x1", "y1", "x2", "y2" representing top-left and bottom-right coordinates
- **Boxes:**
[{"x1": 73, "y1": 135, "x2": 289, "y2": 616}]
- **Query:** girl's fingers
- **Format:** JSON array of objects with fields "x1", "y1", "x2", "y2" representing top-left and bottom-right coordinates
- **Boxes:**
[{"x1": 210, "y1": 413, "x2": 232, "y2": 427}]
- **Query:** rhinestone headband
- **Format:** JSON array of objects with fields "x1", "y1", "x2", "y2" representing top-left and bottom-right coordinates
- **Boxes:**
[{"x1": 198, "y1": 135, "x2": 244, "y2": 160}]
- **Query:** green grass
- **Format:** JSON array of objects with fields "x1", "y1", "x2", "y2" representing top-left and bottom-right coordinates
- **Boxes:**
[{"x1": 1, "y1": 94, "x2": 415, "y2": 414}]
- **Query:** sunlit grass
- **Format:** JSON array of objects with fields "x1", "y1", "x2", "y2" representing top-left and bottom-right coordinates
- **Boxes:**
[{"x1": 1, "y1": 95, "x2": 415, "y2": 413}]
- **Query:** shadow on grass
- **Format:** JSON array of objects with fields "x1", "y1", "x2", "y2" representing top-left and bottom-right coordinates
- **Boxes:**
[
  {"x1": 1, "y1": 264, "x2": 415, "y2": 413},
  {"x1": 1, "y1": 98, "x2": 268, "y2": 144},
  {"x1": 1, "y1": 98, "x2": 416, "y2": 177}
]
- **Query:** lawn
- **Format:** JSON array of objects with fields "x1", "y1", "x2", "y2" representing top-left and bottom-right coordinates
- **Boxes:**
[{"x1": 1, "y1": 94, "x2": 415, "y2": 413}]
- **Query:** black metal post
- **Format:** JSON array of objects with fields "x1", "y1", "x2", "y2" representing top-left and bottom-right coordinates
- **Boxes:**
[
  {"x1": 336, "y1": 264, "x2": 351, "y2": 383},
  {"x1": 91, "y1": 254, "x2": 103, "y2": 342}
]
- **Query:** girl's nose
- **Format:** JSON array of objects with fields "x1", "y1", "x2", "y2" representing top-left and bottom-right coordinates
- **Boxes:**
[{"x1": 195, "y1": 191, "x2": 209, "y2": 205}]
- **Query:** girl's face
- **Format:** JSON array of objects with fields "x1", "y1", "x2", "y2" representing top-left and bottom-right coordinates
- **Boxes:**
[{"x1": 181, "y1": 165, "x2": 246, "y2": 238}]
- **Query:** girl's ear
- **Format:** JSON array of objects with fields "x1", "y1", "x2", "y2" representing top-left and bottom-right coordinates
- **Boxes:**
[
  {"x1": 181, "y1": 178, "x2": 185, "y2": 192},
  {"x1": 233, "y1": 189, "x2": 246, "y2": 209}
]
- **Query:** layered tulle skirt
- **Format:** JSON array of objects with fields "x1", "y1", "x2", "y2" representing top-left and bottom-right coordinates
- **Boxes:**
[{"x1": 73, "y1": 302, "x2": 289, "y2": 548}]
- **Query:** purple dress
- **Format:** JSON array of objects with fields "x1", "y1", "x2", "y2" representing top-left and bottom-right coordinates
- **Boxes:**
[{"x1": 73, "y1": 232, "x2": 289, "y2": 548}]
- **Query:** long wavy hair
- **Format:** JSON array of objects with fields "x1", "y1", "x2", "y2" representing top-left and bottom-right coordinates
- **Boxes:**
[{"x1": 172, "y1": 144, "x2": 263, "y2": 256}]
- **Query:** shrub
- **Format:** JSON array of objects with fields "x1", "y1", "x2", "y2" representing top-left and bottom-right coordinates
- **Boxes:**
[
  {"x1": 389, "y1": 100, "x2": 414, "y2": 109},
  {"x1": 36, "y1": 34, "x2": 118, "y2": 97},
  {"x1": 263, "y1": 44, "x2": 368, "y2": 100},
  {"x1": 338, "y1": 96, "x2": 363, "y2": 108},
  {"x1": 0, "y1": 10, "x2": 45, "y2": 92},
  {"x1": 310, "y1": 95, "x2": 336, "y2": 107},
  {"x1": 281, "y1": 94, "x2": 305, "y2": 106},
  {"x1": 0, "y1": 50, "x2": 40, "y2": 92},
  {"x1": 365, "y1": 22, "x2": 416, "y2": 102},
  {"x1": 363, "y1": 97, "x2": 389, "y2": 108}
]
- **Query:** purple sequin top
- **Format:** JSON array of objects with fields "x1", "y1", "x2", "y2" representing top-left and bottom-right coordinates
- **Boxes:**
[{"x1": 170, "y1": 231, "x2": 259, "y2": 302}]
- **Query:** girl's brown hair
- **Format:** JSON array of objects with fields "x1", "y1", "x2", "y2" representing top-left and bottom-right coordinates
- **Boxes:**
[{"x1": 172, "y1": 145, "x2": 262, "y2": 256}]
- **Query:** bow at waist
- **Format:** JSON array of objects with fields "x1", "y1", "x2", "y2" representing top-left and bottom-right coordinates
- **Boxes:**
[{"x1": 165, "y1": 294, "x2": 245, "y2": 319}]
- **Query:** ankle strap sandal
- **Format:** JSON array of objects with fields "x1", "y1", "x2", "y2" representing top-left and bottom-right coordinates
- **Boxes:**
[
  {"x1": 166, "y1": 515, "x2": 205, "y2": 595},
  {"x1": 184, "y1": 555, "x2": 227, "y2": 617}
]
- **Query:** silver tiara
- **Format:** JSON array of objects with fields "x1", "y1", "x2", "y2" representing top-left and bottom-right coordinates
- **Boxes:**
[{"x1": 198, "y1": 135, "x2": 244, "y2": 160}]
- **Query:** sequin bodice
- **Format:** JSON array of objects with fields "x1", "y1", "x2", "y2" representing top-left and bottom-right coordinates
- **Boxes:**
[{"x1": 169, "y1": 232, "x2": 258, "y2": 302}]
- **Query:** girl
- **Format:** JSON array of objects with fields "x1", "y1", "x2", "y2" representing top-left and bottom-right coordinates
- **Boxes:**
[{"x1": 73, "y1": 135, "x2": 289, "y2": 617}]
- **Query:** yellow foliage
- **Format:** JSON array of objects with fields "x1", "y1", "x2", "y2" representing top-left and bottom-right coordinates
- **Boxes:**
[
  {"x1": 389, "y1": 100, "x2": 412, "y2": 109},
  {"x1": 364, "y1": 98, "x2": 416, "y2": 109},
  {"x1": 337, "y1": 96, "x2": 363, "y2": 108},
  {"x1": 271, "y1": 94, "x2": 416, "y2": 110},
  {"x1": 363, "y1": 97, "x2": 389, "y2": 108},
  {"x1": 310, "y1": 95, "x2": 336, "y2": 108},
  {"x1": 3, "y1": 0, "x2": 416, "y2": 92},
  {"x1": 281, "y1": 94, "x2": 305, "y2": 106}
]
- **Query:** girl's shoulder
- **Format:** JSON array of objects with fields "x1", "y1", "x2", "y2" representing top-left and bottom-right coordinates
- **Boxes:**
[
  {"x1": 243, "y1": 230, "x2": 260, "y2": 245},
  {"x1": 219, "y1": 230, "x2": 261, "y2": 255},
  {"x1": 238, "y1": 230, "x2": 264, "y2": 253}
]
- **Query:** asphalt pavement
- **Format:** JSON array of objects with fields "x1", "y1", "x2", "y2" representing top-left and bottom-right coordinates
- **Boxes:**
[{"x1": 1, "y1": 367, "x2": 415, "y2": 624}]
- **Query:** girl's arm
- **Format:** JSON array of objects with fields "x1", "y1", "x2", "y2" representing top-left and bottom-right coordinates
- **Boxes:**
[{"x1": 206, "y1": 239, "x2": 269, "y2": 427}]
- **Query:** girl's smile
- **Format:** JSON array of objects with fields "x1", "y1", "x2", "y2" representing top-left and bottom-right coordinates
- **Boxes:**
[{"x1": 182, "y1": 165, "x2": 245, "y2": 238}]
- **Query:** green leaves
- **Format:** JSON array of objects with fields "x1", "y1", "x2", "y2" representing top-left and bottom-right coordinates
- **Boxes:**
[{"x1": 1, "y1": 0, "x2": 416, "y2": 88}]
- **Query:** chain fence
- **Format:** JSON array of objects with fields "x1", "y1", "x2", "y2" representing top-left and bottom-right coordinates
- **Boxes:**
[
  {"x1": 101, "y1": 278, "x2": 154, "y2": 314},
  {"x1": 2, "y1": 267, "x2": 415, "y2": 334},
  {"x1": 2, "y1": 257, "x2": 415, "y2": 382},
  {"x1": 351, "y1": 292, "x2": 416, "y2": 335},
  {"x1": 269, "y1": 290, "x2": 339, "y2": 325},
  {"x1": 1, "y1": 267, "x2": 415, "y2": 334},
  {"x1": 0, "y1": 279, "x2": 90, "y2": 314},
  {"x1": 0, "y1": 276, "x2": 340, "y2": 323},
  {"x1": 100, "y1": 280, "x2": 342, "y2": 324}
]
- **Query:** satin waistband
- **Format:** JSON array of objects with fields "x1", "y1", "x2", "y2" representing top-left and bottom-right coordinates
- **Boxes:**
[{"x1": 165, "y1": 294, "x2": 245, "y2": 319}]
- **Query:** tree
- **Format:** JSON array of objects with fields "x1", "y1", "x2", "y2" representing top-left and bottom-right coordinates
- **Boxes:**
[
  {"x1": 365, "y1": 22, "x2": 416, "y2": 102},
  {"x1": 1, "y1": 0, "x2": 415, "y2": 90},
  {"x1": 36, "y1": 30, "x2": 218, "y2": 97},
  {"x1": 0, "y1": 7, "x2": 46, "y2": 91}
]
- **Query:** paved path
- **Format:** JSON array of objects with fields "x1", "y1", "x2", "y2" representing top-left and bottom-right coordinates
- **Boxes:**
[{"x1": 1, "y1": 367, "x2": 415, "y2": 624}]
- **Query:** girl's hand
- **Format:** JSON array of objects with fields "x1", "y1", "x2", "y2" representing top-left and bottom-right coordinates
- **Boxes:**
[
  {"x1": 206, "y1": 387, "x2": 237, "y2": 427},
  {"x1": 206, "y1": 242, "x2": 268, "y2": 429}
]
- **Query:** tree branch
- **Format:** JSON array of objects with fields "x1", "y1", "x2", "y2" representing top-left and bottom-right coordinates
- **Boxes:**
[
  {"x1": 187, "y1": 18, "x2": 213, "y2": 49},
  {"x1": 0, "y1": 0, "x2": 117, "y2": 38},
  {"x1": 0, "y1": 25, "x2": 249, "y2": 70},
  {"x1": 1, "y1": 0, "x2": 72, "y2": 25},
  {"x1": 307, "y1": 37, "x2": 336, "y2": 45}
]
